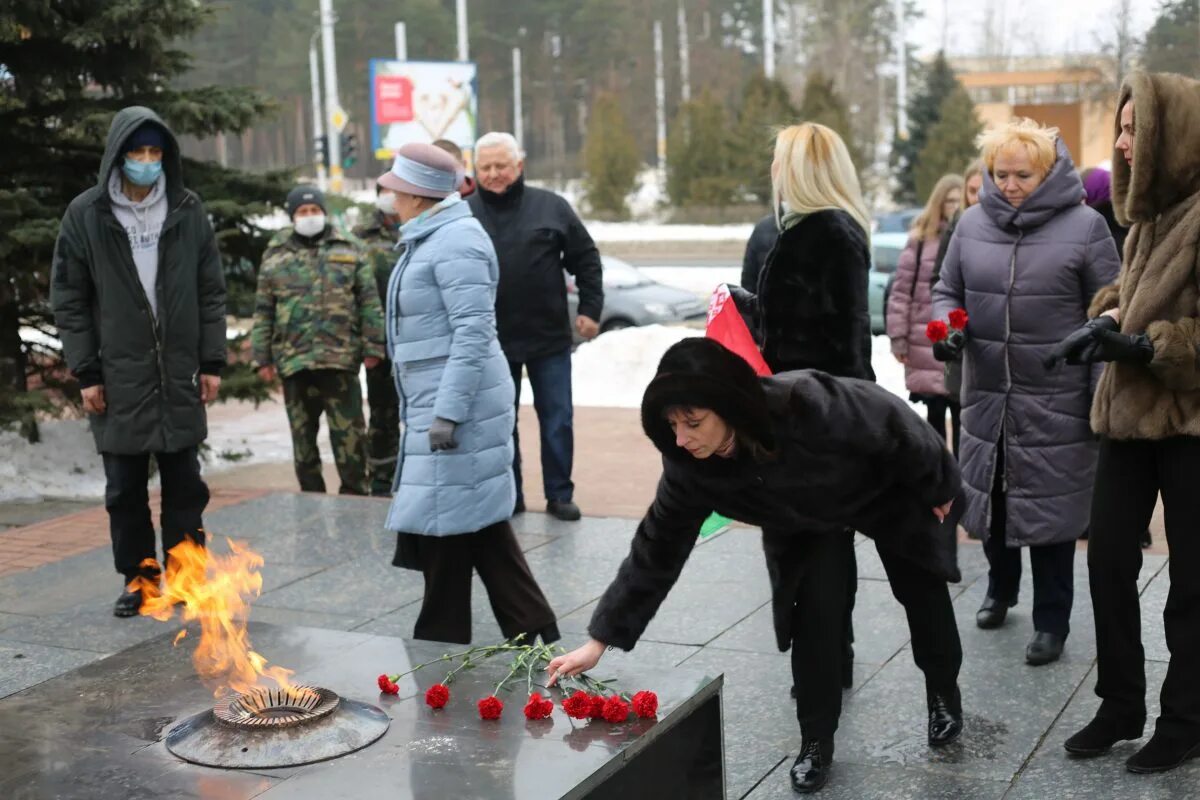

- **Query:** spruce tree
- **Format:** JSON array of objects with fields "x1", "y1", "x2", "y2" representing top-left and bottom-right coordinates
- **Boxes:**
[
  {"x1": 797, "y1": 71, "x2": 860, "y2": 166},
  {"x1": 0, "y1": 1, "x2": 287, "y2": 440},
  {"x1": 667, "y1": 94, "x2": 739, "y2": 209},
  {"x1": 582, "y1": 92, "x2": 642, "y2": 218},
  {"x1": 892, "y1": 51, "x2": 960, "y2": 204},
  {"x1": 914, "y1": 88, "x2": 983, "y2": 202},
  {"x1": 732, "y1": 73, "x2": 797, "y2": 205},
  {"x1": 1142, "y1": 0, "x2": 1200, "y2": 77}
]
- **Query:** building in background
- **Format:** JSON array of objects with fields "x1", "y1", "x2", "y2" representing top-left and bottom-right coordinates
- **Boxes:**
[{"x1": 951, "y1": 56, "x2": 1116, "y2": 170}]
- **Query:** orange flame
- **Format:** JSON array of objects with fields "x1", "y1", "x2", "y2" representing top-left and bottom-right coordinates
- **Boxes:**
[{"x1": 131, "y1": 537, "x2": 296, "y2": 698}]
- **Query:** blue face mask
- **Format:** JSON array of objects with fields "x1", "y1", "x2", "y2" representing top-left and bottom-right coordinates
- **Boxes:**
[{"x1": 123, "y1": 158, "x2": 163, "y2": 187}]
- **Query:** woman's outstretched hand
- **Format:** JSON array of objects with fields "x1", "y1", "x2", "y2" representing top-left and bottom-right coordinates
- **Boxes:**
[
  {"x1": 546, "y1": 639, "x2": 607, "y2": 687},
  {"x1": 933, "y1": 499, "x2": 954, "y2": 523}
]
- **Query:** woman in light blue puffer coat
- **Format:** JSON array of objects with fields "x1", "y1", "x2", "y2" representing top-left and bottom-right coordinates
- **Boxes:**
[{"x1": 379, "y1": 143, "x2": 558, "y2": 645}]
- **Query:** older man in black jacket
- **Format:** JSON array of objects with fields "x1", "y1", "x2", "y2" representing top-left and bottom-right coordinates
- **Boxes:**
[
  {"x1": 467, "y1": 132, "x2": 604, "y2": 521},
  {"x1": 51, "y1": 106, "x2": 225, "y2": 617}
]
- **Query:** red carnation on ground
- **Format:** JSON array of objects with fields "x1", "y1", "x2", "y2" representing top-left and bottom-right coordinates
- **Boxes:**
[
  {"x1": 948, "y1": 308, "x2": 969, "y2": 331},
  {"x1": 587, "y1": 694, "x2": 607, "y2": 720},
  {"x1": 631, "y1": 691, "x2": 659, "y2": 719},
  {"x1": 477, "y1": 695, "x2": 504, "y2": 720},
  {"x1": 524, "y1": 692, "x2": 554, "y2": 720},
  {"x1": 926, "y1": 320, "x2": 949, "y2": 343},
  {"x1": 602, "y1": 695, "x2": 631, "y2": 723},
  {"x1": 377, "y1": 674, "x2": 399, "y2": 695},
  {"x1": 562, "y1": 690, "x2": 592, "y2": 719},
  {"x1": 425, "y1": 683, "x2": 450, "y2": 709}
]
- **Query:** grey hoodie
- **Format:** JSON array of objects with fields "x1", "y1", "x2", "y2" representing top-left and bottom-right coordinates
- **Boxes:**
[{"x1": 107, "y1": 169, "x2": 168, "y2": 318}]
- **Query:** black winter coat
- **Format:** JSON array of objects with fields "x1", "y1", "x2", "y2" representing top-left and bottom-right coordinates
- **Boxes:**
[
  {"x1": 467, "y1": 176, "x2": 603, "y2": 362},
  {"x1": 740, "y1": 214, "x2": 778, "y2": 291},
  {"x1": 587, "y1": 338, "x2": 961, "y2": 653},
  {"x1": 738, "y1": 209, "x2": 874, "y2": 380},
  {"x1": 51, "y1": 107, "x2": 226, "y2": 455}
]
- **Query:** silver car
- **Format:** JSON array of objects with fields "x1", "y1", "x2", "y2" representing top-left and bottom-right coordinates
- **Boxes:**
[{"x1": 567, "y1": 256, "x2": 708, "y2": 338}]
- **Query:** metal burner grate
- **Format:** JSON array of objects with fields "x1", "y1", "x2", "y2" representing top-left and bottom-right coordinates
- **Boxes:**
[{"x1": 213, "y1": 685, "x2": 339, "y2": 729}]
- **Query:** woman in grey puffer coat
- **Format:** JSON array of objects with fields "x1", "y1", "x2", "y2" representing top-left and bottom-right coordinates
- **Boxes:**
[{"x1": 932, "y1": 120, "x2": 1119, "y2": 666}]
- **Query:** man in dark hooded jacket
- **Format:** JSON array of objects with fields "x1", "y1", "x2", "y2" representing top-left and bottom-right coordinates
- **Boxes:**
[{"x1": 51, "y1": 107, "x2": 225, "y2": 618}]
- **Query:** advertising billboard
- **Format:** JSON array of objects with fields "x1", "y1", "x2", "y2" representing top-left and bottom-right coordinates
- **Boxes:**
[{"x1": 369, "y1": 59, "x2": 478, "y2": 164}]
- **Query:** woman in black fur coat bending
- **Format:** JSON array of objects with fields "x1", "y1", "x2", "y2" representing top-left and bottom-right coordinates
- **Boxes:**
[{"x1": 547, "y1": 338, "x2": 965, "y2": 795}]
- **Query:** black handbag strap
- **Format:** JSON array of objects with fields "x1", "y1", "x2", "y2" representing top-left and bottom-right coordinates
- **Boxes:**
[{"x1": 907, "y1": 239, "x2": 926, "y2": 301}]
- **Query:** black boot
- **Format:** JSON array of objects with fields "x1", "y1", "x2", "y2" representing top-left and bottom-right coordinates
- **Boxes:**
[
  {"x1": 927, "y1": 686, "x2": 963, "y2": 746},
  {"x1": 1064, "y1": 715, "x2": 1145, "y2": 757},
  {"x1": 546, "y1": 500, "x2": 581, "y2": 521},
  {"x1": 976, "y1": 595, "x2": 1013, "y2": 629},
  {"x1": 789, "y1": 737, "x2": 833, "y2": 793},
  {"x1": 113, "y1": 587, "x2": 143, "y2": 618},
  {"x1": 1025, "y1": 632, "x2": 1065, "y2": 666},
  {"x1": 1125, "y1": 731, "x2": 1200, "y2": 773}
]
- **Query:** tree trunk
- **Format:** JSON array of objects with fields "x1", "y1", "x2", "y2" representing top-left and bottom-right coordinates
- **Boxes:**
[{"x1": 0, "y1": 286, "x2": 38, "y2": 443}]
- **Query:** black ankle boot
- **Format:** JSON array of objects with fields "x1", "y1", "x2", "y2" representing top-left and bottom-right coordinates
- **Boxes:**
[
  {"x1": 113, "y1": 587, "x2": 143, "y2": 618},
  {"x1": 1025, "y1": 632, "x2": 1065, "y2": 666},
  {"x1": 1064, "y1": 715, "x2": 1144, "y2": 757},
  {"x1": 790, "y1": 737, "x2": 833, "y2": 793},
  {"x1": 1125, "y1": 730, "x2": 1200, "y2": 773},
  {"x1": 976, "y1": 595, "x2": 1013, "y2": 629},
  {"x1": 927, "y1": 686, "x2": 963, "y2": 746}
]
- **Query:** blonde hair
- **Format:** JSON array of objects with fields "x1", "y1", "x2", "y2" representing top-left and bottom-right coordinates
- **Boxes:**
[
  {"x1": 977, "y1": 118, "x2": 1059, "y2": 177},
  {"x1": 911, "y1": 174, "x2": 964, "y2": 241},
  {"x1": 772, "y1": 123, "x2": 871, "y2": 240}
]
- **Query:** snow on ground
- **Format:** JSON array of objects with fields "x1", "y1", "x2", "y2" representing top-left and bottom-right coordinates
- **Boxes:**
[{"x1": 639, "y1": 266, "x2": 740, "y2": 297}]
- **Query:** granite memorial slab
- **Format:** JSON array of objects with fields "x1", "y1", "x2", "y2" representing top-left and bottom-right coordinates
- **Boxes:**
[{"x1": 0, "y1": 623, "x2": 724, "y2": 800}]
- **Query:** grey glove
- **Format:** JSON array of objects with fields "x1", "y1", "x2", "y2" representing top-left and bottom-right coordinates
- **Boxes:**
[{"x1": 429, "y1": 417, "x2": 458, "y2": 451}]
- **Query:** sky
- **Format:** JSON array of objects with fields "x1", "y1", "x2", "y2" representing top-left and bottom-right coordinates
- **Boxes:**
[{"x1": 908, "y1": 0, "x2": 1161, "y2": 59}]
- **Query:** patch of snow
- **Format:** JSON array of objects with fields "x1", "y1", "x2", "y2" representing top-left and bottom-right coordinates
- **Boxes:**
[
  {"x1": 639, "y1": 266, "x2": 741, "y2": 298},
  {"x1": 0, "y1": 420, "x2": 109, "y2": 502},
  {"x1": 584, "y1": 222, "x2": 754, "y2": 243}
]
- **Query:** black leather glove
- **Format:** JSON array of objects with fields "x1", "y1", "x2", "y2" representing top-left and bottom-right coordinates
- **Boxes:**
[
  {"x1": 1092, "y1": 329, "x2": 1154, "y2": 364},
  {"x1": 727, "y1": 285, "x2": 758, "y2": 315},
  {"x1": 429, "y1": 417, "x2": 458, "y2": 451},
  {"x1": 1044, "y1": 315, "x2": 1118, "y2": 368},
  {"x1": 932, "y1": 330, "x2": 966, "y2": 362}
]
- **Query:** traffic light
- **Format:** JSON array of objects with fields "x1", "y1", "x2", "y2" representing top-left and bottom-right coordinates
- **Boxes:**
[
  {"x1": 315, "y1": 135, "x2": 329, "y2": 170},
  {"x1": 340, "y1": 133, "x2": 358, "y2": 169}
]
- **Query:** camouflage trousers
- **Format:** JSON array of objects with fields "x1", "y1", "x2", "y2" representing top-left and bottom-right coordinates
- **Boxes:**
[
  {"x1": 281, "y1": 369, "x2": 368, "y2": 495},
  {"x1": 365, "y1": 359, "x2": 400, "y2": 496}
]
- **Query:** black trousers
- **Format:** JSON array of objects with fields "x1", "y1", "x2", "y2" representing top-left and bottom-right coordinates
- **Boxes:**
[
  {"x1": 923, "y1": 396, "x2": 962, "y2": 458},
  {"x1": 102, "y1": 447, "x2": 209, "y2": 584},
  {"x1": 983, "y1": 441, "x2": 1076, "y2": 637},
  {"x1": 785, "y1": 531, "x2": 962, "y2": 739},
  {"x1": 412, "y1": 521, "x2": 560, "y2": 645},
  {"x1": 1090, "y1": 436, "x2": 1200, "y2": 737}
]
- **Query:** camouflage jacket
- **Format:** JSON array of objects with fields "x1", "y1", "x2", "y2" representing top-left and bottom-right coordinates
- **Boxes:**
[
  {"x1": 250, "y1": 226, "x2": 385, "y2": 378},
  {"x1": 352, "y1": 211, "x2": 401, "y2": 308}
]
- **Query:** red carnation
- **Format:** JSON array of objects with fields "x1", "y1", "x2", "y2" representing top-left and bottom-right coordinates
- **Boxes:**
[
  {"x1": 425, "y1": 683, "x2": 450, "y2": 709},
  {"x1": 631, "y1": 690, "x2": 659, "y2": 719},
  {"x1": 926, "y1": 320, "x2": 949, "y2": 343},
  {"x1": 477, "y1": 695, "x2": 504, "y2": 720},
  {"x1": 524, "y1": 692, "x2": 554, "y2": 720},
  {"x1": 562, "y1": 690, "x2": 592, "y2": 719},
  {"x1": 948, "y1": 308, "x2": 969, "y2": 331},
  {"x1": 377, "y1": 674, "x2": 399, "y2": 695},
  {"x1": 602, "y1": 695, "x2": 631, "y2": 723},
  {"x1": 587, "y1": 694, "x2": 607, "y2": 720}
]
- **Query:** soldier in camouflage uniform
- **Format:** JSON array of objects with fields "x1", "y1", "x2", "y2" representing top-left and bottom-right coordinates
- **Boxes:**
[
  {"x1": 251, "y1": 186, "x2": 385, "y2": 495},
  {"x1": 353, "y1": 190, "x2": 401, "y2": 496}
]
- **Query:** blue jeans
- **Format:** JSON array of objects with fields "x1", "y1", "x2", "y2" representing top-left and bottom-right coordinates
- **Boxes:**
[{"x1": 509, "y1": 349, "x2": 574, "y2": 504}]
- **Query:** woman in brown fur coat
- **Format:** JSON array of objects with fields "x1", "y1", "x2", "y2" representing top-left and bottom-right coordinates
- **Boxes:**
[{"x1": 1048, "y1": 71, "x2": 1200, "y2": 774}]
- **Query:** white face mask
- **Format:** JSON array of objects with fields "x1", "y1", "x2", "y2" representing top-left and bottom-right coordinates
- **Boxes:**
[
  {"x1": 375, "y1": 192, "x2": 397, "y2": 215},
  {"x1": 293, "y1": 214, "x2": 326, "y2": 238}
]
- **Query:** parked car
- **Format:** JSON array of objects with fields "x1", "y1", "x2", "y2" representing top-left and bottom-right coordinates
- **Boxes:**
[
  {"x1": 873, "y1": 207, "x2": 921, "y2": 234},
  {"x1": 868, "y1": 231, "x2": 909, "y2": 335},
  {"x1": 567, "y1": 256, "x2": 708, "y2": 340}
]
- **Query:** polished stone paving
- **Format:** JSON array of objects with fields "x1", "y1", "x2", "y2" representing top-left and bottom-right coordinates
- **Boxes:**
[{"x1": 0, "y1": 492, "x2": 1194, "y2": 799}]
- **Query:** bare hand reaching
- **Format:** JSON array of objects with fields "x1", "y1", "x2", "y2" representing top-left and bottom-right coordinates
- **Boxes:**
[{"x1": 545, "y1": 639, "x2": 606, "y2": 687}]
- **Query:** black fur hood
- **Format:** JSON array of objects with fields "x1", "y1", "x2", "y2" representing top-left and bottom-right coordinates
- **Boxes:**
[{"x1": 641, "y1": 338, "x2": 774, "y2": 461}]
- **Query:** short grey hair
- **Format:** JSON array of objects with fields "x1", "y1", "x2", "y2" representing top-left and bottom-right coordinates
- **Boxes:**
[{"x1": 475, "y1": 131, "x2": 524, "y2": 161}]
